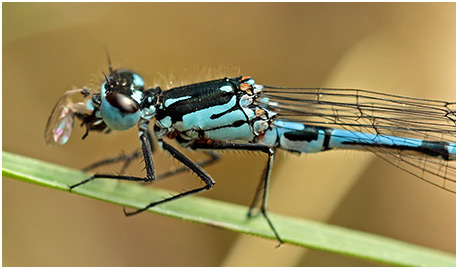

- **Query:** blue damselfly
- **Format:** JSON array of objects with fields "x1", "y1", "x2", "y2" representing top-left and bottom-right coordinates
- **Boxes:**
[{"x1": 44, "y1": 63, "x2": 456, "y2": 244}]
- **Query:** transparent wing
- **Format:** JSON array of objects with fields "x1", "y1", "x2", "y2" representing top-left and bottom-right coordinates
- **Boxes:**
[
  {"x1": 44, "y1": 89, "x2": 90, "y2": 145},
  {"x1": 258, "y1": 86, "x2": 456, "y2": 193}
]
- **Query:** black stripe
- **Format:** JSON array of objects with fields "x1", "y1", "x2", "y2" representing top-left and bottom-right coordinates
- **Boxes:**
[
  {"x1": 204, "y1": 120, "x2": 247, "y2": 131},
  {"x1": 282, "y1": 126, "x2": 333, "y2": 150},
  {"x1": 421, "y1": 141, "x2": 451, "y2": 160},
  {"x1": 283, "y1": 131, "x2": 318, "y2": 142},
  {"x1": 342, "y1": 140, "x2": 451, "y2": 160},
  {"x1": 210, "y1": 104, "x2": 240, "y2": 120}
]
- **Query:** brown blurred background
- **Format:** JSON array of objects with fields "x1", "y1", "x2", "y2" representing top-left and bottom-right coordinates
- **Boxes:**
[{"x1": 3, "y1": 3, "x2": 455, "y2": 266}]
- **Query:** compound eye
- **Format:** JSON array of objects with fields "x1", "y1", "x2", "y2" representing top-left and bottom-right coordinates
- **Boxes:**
[{"x1": 105, "y1": 92, "x2": 139, "y2": 114}]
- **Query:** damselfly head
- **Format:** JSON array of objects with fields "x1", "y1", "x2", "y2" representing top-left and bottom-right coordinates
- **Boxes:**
[
  {"x1": 100, "y1": 69, "x2": 145, "y2": 131},
  {"x1": 45, "y1": 68, "x2": 147, "y2": 145}
]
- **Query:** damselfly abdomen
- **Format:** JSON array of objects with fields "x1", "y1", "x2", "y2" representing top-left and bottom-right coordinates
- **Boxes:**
[{"x1": 45, "y1": 64, "x2": 456, "y2": 244}]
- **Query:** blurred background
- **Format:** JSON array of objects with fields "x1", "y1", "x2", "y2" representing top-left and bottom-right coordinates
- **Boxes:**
[{"x1": 3, "y1": 3, "x2": 455, "y2": 266}]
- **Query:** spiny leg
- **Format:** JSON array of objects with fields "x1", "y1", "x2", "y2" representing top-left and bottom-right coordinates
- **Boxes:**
[
  {"x1": 253, "y1": 149, "x2": 279, "y2": 246},
  {"x1": 123, "y1": 139, "x2": 215, "y2": 216},
  {"x1": 71, "y1": 123, "x2": 216, "y2": 217},
  {"x1": 189, "y1": 141, "x2": 282, "y2": 244},
  {"x1": 82, "y1": 126, "x2": 155, "y2": 174},
  {"x1": 247, "y1": 147, "x2": 276, "y2": 217},
  {"x1": 69, "y1": 123, "x2": 156, "y2": 190},
  {"x1": 247, "y1": 166, "x2": 267, "y2": 218},
  {"x1": 84, "y1": 150, "x2": 219, "y2": 184},
  {"x1": 83, "y1": 138, "x2": 219, "y2": 181},
  {"x1": 82, "y1": 150, "x2": 142, "y2": 173},
  {"x1": 153, "y1": 151, "x2": 220, "y2": 181},
  {"x1": 83, "y1": 118, "x2": 219, "y2": 180}
]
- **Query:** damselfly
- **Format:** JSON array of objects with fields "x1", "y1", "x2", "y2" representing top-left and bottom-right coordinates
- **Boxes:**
[{"x1": 44, "y1": 63, "x2": 456, "y2": 244}]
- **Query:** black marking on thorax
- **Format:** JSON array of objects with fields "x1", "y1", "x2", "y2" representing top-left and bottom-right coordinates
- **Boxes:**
[{"x1": 157, "y1": 78, "x2": 241, "y2": 123}]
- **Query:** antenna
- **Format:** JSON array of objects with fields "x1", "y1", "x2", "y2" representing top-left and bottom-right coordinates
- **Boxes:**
[
  {"x1": 104, "y1": 44, "x2": 114, "y2": 74},
  {"x1": 102, "y1": 72, "x2": 109, "y2": 84}
]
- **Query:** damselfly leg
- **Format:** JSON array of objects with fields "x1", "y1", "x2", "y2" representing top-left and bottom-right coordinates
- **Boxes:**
[
  {"x1": 150, "y1": 151, "x2": 220, "y2": 181},
  {"x1": 123, "y1": 139, "x2": 215, "y2": 216},
  {"x1": 82, "y1": 150, "x2": 143, "y2": 174},
  {"x1": 82, "y1": 126, "x2": 156, "y2": 173},
  {"x1": 83, "y1": 151, "x2": 220, "y2": 182},
  {"x1": 189, "y1": 141, "x2": 282, "y2": 244},
  {"x1": 70, "y1": 123, "x2": 216, "y2": 220},
  {"x1": 69, "y1": 123, "x2": 156, "y2": 189}
]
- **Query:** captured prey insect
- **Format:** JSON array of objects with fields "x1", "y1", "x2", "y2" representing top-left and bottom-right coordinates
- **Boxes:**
[{"x1": 45, "y1": 64, "x2": 456, "y2": 244}]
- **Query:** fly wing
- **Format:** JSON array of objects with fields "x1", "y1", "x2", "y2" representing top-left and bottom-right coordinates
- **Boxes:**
[
  {"x1": 258, "y1": 86, "x2": 456, "y2": 192},
  {"x1": 44, "y1": 89, "x2": 91, "y2": 145}
]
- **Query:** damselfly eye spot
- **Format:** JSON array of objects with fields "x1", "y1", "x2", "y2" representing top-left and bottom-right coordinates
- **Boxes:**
[{"x1": 106, "y1": 92, "x2": 139, "y2": 114}]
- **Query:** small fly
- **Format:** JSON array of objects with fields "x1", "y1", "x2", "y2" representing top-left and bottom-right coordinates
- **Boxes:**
[{"x1": 45, "y1": 60, "x2": 456, "y2": 244}]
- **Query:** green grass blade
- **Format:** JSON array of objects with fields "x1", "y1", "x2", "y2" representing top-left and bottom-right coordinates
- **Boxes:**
[{"x1": 2, "y1": 151, "x2": 455, "y2": 266}]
